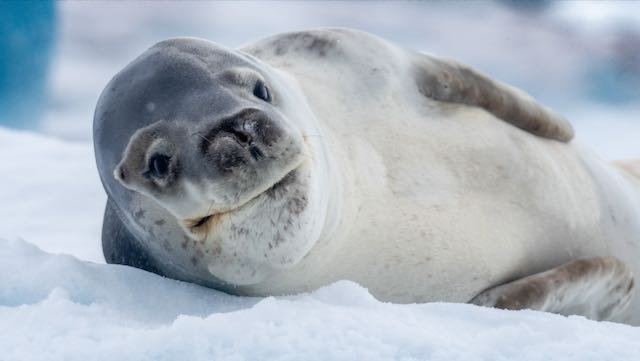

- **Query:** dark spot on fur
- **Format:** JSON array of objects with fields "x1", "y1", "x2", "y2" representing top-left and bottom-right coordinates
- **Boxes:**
[
  {"x1": 154, "y1": 219, "x2": 166, "y2": 226},
  {"x1": 273, "y1": 232, "x2": 284, "y2": 246},
  {"x1": 162, "y1": 240, "x2": 171, "y2": 251},
  {"x1": 190, "y1": 256, "x2": 198, "y2": 265},
  {"x1": 134, "y1": 209, "x2": 145, "y2": 220},
  {"x1": 271, "y1": 31, "x2": 337, "y2": 58},
  {"x1": 608, "y1": 205, "x2": 618, "y2": 224},
  {"x1": 181, "y1": 239, "x2": 188, "y2": 250},
  {"x1": 211, "y1": 244, "x2": 222, "y2": 256},
  {"x1": 288, "y1": 196, "x2": 308, "y2": 215}
]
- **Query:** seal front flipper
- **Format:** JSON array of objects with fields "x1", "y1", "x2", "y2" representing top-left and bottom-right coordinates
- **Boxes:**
[
  {"x1": 102, "y1": 199, "x2": 161, "y2": 275},
  {"x1": 470, "y1": 257, "x2": 635, "y2": 322},
  {"x1": 412, "y1": 53, "x2": 574, "y2": 142}
]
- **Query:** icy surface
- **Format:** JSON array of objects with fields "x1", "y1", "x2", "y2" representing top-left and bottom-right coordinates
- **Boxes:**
[
  {"x1": 0, "y1": 128, "x2": 105, "y2": 262},
  {"x1": 2, "y1": 239, "x2": 640, "y2": 361},
  {"x1": 1, "y1": 127, "x2": 640, "y2": 360}
]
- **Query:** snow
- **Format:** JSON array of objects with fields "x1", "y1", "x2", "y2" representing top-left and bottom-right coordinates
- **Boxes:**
[
  {"x1": 3, "y1": 239, "x2": 640, "y2": 361},
  {"x1": 0, "y1": 128, "x2": 105, "y2": 262},
  {"x1": 1, "y1": 127, "x2": 640, "y2": 360}
]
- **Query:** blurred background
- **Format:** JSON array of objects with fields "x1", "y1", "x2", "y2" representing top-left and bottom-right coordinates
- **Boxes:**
[{"x1": 1, "y1": 0, "x2": 639, "y2": 159}]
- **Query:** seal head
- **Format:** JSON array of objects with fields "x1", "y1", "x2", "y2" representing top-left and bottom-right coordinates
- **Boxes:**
[{"x1": 94, "y1": 38, "x2": 325, "y2": 285}]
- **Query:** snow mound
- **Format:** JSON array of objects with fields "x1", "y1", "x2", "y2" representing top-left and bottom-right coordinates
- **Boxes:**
[
  {"x1": 0, "y1": 128, "x2": 105, "y2": 262},
  {"x1": 2, "y1": 239, "x2": 640, "y2": 361}
]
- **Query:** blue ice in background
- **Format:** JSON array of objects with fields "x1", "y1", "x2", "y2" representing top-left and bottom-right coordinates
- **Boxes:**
[
  {"x1": 0, "y1": 1, "x2": 56, "y2": 129},
  {"x1": 2, "y1": 1, "x2": 639, "y2": 158},
  {"x1": 586, "y1": 28, "x2": 640, "y2": 104}
]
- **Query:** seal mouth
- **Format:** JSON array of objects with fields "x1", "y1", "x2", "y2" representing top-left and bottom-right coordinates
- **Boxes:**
[
  {"x1": 183, "y1": 167, "x2": 299, "y2": 239},
  {"x1": 184, "y1": 211, "x2": 229, "y2": 239}
]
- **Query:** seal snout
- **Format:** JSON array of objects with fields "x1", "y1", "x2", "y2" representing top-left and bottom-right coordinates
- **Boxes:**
[
  {"x1": 113, "y1": 165, "x2": 126, "y2": 183},
  {"x1": 199, "y1": 108, "x2": 282, "y2": 170}
]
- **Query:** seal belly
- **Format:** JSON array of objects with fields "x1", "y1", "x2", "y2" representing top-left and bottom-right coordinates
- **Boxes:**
[{"x1": 257, "y1": 102, "x2": 629, "y2": 305}]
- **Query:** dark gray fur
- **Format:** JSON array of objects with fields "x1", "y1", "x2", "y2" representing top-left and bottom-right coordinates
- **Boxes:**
[{"x1": 102, "y1": 200, "x2": 161, "y2": 274}]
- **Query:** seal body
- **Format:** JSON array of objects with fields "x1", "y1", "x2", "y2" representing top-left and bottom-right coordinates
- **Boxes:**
[{"x1": 94, "y1": 28, "x2": 640, "y2": 323}]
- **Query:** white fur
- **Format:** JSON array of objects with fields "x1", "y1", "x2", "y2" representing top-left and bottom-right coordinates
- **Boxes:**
[{"x1": 224, "y1": 29, "x2": 640, "y2": 323}]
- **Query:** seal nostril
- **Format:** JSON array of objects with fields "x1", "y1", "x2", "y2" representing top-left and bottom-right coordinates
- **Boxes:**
[
  {"x1": 115, "y1": 166, "x2": 126, "y2": 182},
  {"x1": 233, "y1": 129, "x2": 251, "y2": 144}
]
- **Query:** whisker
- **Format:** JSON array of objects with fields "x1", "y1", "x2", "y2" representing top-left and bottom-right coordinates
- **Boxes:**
[{"x1": 192, "y1": 132, "x2": 212, "y2": 145}]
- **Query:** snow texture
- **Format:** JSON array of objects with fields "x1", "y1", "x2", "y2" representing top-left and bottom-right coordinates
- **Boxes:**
[
  {"x1": 3, "y1": 239, "x2": 640, "y2": 361},
  {"x1": 1, "y1": 128, "x2": 640, "y2": 360},
  {"x1": 0, "y1": 128, "x2": 105, "y2": 262}
]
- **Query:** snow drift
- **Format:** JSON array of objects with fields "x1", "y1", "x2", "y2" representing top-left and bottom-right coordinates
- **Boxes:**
[{"x1": 3, "y1": 239, "x2": 640, "y2": 361}]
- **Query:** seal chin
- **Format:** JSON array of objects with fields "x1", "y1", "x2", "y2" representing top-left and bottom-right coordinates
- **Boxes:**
[{"x1": 182, "y1": 166, "x2": 301, "y2": 240}]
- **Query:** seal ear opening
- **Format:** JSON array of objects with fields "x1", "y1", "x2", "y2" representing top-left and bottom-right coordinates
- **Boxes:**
[{"x1": 413, "y1": 54, "x2": 574, "y2": 142}]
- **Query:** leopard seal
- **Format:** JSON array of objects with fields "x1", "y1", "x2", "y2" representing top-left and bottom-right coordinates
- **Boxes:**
[{"x1": 94, "y1": 28, "x2": 640, "y2": 324}]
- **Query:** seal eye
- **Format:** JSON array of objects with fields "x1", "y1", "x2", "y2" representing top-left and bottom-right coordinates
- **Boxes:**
[
  {"x1": 149, "y1": 154, "x2": 171, "y2": 178},
  {"x1": 253, "y1": 80, "x2": 271, "y2": 102}
]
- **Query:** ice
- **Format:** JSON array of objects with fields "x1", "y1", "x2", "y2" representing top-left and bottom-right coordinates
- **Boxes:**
[{"x1": 2, "y1": 238, "x2": 640, "y2": 360}]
